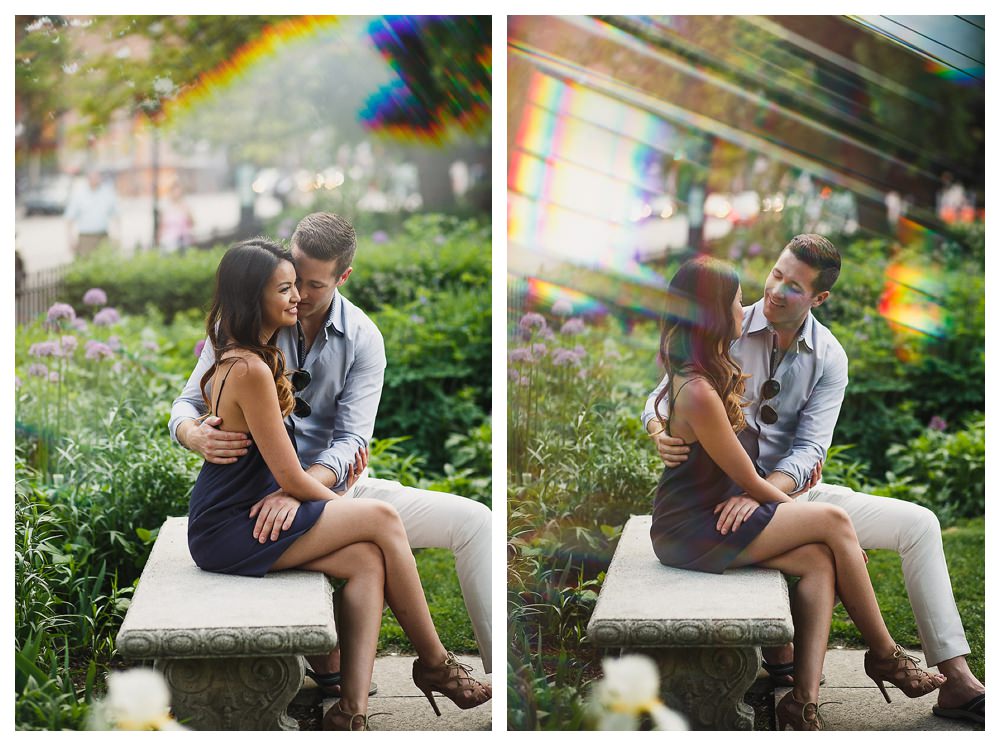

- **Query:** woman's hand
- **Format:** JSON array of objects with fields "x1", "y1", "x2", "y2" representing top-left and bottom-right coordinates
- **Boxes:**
[
  {"x1": 713, "y1": 495, "x2": 762, "y2": 535},
  {"x1": 334, "y1": 446, "x2": 369, "y2": 495},
  {"x1": 249, "y1": 492, "x2": 302, "y2": 543}
]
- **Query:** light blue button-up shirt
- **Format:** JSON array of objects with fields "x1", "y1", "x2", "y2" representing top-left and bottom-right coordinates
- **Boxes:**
[
  {"x1": 169, "y1": 291, "x2": 386, "y2": 492},
  {"x1": 642, "y1": 299, "x2": 849, "y2": 492}
]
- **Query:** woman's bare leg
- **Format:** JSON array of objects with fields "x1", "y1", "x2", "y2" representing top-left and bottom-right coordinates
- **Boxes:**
[
  {"x1": 748, "y1": 543, "x2": 835, "y2": 704},
  {"x1": 732, "y1": 501, "x2": 901, "y2": 658},
  {"x1": 272, "y1": 499, "x2": 448, "y2": 667},
  {"x1": 291, "y1": 541, "x2": 384, "y2": 715}
]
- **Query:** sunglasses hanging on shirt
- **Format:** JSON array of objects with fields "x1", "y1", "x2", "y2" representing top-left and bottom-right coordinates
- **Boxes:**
[
  {"x1": 290, "y1": 321, "x2": 312, "y2": 418},
  {"x1": 759, "y1": 334, "x2": 784, "y2": 425}
]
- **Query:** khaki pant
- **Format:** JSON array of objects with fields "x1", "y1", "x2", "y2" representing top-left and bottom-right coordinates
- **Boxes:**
[
  {"x1": 348, "y1": 475, "x2": 493, "y2": 673},
  {"x1": 798, "y1": 482, "x2": 970, "y2": 666},
  {"x1": 75, "y1": 232, "x2": 107, "y2": 259}
]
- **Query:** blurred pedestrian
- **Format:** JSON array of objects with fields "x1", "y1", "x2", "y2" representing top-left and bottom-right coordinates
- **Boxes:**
[
  {"x1": 65, "y1": 169, "x2": 118, "y2": 259},
  {"x1": 159, "y1": 182, "x2": 195, "y2": 253}
]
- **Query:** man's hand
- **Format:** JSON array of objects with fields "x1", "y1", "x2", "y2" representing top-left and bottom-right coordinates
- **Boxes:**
[
  {"x1": 334, "y1": 446, "x2": 369, "y2": 495},
  {"x1": 713, "y1": 495, "x2": 762, "y2": 535},
  {"x1": 180, "y1": 416, "x2": 251, "y2": 464},
  {"x1": 649, "y1": 429, "x2": 690, "y2": 468},
  {"x1": 249, "y1": 492, "x2": 302, "y2": 543}
]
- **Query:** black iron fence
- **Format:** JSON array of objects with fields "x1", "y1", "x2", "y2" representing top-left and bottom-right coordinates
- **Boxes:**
[{"x1": 16, "y1": 265, "x2": 67, "y2": 326}]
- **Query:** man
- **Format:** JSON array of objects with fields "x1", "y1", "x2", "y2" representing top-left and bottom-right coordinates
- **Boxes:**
[
  {"x1": 642, "y1": 234, "x2": 984, "y2": 724},
  {"x1": 64, "y1": 169, "x2": 118, "y2": 259},
  {"x1": 169, "y1": 212, "x2": 491, "y2": 688}
]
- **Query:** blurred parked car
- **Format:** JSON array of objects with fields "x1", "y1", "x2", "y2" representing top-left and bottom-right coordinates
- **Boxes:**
[{"x1": 21, "y1": 174, "x2": 76, "y2": 216}]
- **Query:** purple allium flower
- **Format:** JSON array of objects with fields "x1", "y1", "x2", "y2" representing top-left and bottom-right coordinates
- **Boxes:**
[
  {"x1": 747, "y1": 243, "x2": 762, "y2": 257},
  {"x1": 111, "y1": 361, "x2": 123, "y2": 374},
  {"x1": 47, "y1": 303, "x2": 76, "y2": 324},
  {"x1": 84, "y1": 340, "x2": 114, "y2": 361},
  {"x1": 531, "y1": 343, "x2": 547, "y2": 357},
  {"x1": 508, "y1": 368, "x2": 521, "y2": 383},
  {"x1": 560, "y1": 318, "x2": 585, "y2": 336},
  {"x1": 15, "y1": 376, "x2": 22, "y2": 389},
  {"x1": 142, "y1": 340, "x2": 160, "y2": 352},
  {"x1": 552, "y1": 348, "x2": 579, "y2": 367},
  {"x1": 93, "y1": 307, "x2": 121, "y2": 326},
  {"x1": 418, "y1": 294, "x2": 428, "y2": 305},
  {"x1": 61, "y1": 336, "x2": 78, "y2": 354},
  {"x1": 71, "y1": 318, "x2": 88, "y2": 332},
  {"x1": 29, "y1": 341, "x2": 60, "y2": 358},
  {"x1": 576, "y1": 368, "x2": 588, "y2": 379},
  {"x1": 551, "y1": 298, "x2": 573, "y2": 316},
  {"x1": 48, "y1": 371, "x2": 60, "y2": 383},
  {"x1": 728, "y1": 243, "x2": 743, "y2": 260},
  {"x1": 409, "y1": 314, "x2": 425, "y2": 325},
  {"x1": 107, "y1": 335, "x2": 122, "y2": 351},
  {"x1": 372, "y1": 230, "x2": 389, "y2": 244},
  {"x1": 518, "y1": 312, "x2": 547, "y2": 331},
  {"x1": 572, "y1": 344, "x2": 586, "y2": 359},
  {"x1": 508, "y1": 347, "x2": 533, "y2": 363},
  {"x1": 28, "y1": 363, "x2": 49, "y2": 378},
  {"x1": 83, "y1": 287, "x2": 108, "y2": 306},
  {"x1": 928, "y1": 416, "x2": 948, "y2": 432},
  {"x1": 194, "y1": 339, "x2": 206, "y2": 358},
  {"x1": 539, "y1": 326, "x2": 555, "y2": 340}
]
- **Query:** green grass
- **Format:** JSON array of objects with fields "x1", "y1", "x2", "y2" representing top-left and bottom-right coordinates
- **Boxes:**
[
  {"x1": 378, "y1": 548, "x2": 478, "y2": 655},
  {"x1": 829, "y1": 517, "x2": 984, "y2": 681}
]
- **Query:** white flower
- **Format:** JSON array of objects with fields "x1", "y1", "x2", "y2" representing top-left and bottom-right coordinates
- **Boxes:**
[
  {"x1": 88, "y1": 668, "x2": 187, "y2": 730},
  {"x1": 588, "y1": 655, "x2": 687, "y2": 731}
]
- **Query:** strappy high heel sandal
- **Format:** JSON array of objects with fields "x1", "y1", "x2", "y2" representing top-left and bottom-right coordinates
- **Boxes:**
[
  {"x1": 864, "y1": 644, "x2": 946, "y2": 703},
  {"x1": 322, "y1": 700, "x2": 370, "y2": 731},
  {"x1": 775, "y1": 690, "x2": 836, "y2": 730},
  {"x1": 411, "y1": 651, "x2": 492, "y2": 716}
]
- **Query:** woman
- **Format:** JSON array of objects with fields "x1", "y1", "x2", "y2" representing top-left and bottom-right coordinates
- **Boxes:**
[
  {"x1": 646, "y1": 256, "x2": 944, "y2": 730},
  {"x1": 186, "y1": 238, "x2": 490, "y2": 731}
]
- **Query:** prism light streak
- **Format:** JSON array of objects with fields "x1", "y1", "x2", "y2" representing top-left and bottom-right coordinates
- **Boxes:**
[
  {"x1": 508, "y1": 68, "x2": 673, "y2": 284},
  {"x1": 160, "y1": 16, "x2": 341, "y2": 125}
]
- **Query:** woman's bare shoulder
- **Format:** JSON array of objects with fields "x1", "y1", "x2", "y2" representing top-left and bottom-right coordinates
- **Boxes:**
[
  {"x1": 218, "y1": 352, "x2": 272, "y2": 385},
  {"x1": 672, "y1": 375, "x2": 721, "y2": 411}
]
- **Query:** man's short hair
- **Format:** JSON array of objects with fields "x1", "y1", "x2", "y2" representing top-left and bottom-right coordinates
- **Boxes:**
[
  {"x1": 784, "y1": 233, "x2": 841, "y2": 294},
  {"x1": 291, "y1": 212, "x2": 357, "y2": 274}
]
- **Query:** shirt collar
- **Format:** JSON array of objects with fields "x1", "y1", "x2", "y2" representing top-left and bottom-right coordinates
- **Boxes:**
[
  {"x1": 745, "y1": 299, "x2": 816, "y2": 352},
  {"x1": 323, "y1": 290, "x2": 346, "y2": 337}
]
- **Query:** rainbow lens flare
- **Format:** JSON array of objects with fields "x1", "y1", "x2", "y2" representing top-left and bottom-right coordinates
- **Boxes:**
[{"x1": 360, "y1": 15, "x2": 491, "y2": 144}]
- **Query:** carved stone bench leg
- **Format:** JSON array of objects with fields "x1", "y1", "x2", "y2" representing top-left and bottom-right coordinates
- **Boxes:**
[
  {"x1": 156, "y1": 655, "x2": 304, "y2": 730},
  {"x1": 644, "y1": 646, "x2": 761, "y2": 730}
]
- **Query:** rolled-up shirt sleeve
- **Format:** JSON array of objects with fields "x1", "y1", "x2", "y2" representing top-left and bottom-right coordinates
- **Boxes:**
[
  {"x1": 771, "y1": 347, "x2": 849, "y2": 491},
  {"x1": 168, "y1": 338, "x2": 215, "y2": 445},
  {"x1": 311, "y1": 326, "x2": 386, "y2": 490},
  {"x1": 641, "y1": 372, "x2": 670, "y2": 429}
]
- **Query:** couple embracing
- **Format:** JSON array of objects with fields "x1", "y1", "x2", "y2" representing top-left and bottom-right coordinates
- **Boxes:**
[
  {"x1": 643, "y1": 235, "x2": 984, "y2": 729},
  {"x1": 167, "y1": 213, "x2": 491, "y2": 730}
]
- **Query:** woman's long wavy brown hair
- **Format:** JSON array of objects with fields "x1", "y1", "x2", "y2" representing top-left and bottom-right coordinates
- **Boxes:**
[
  {"x1": 200, "y1": 238, "x2": 295, "y2": 418},
  {"x1": 654, "y1": 255, "x2": 748, "y2": 432}
]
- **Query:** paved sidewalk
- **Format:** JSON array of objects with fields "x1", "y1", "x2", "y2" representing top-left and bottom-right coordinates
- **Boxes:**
[
  {"x1": 773, "y1": 648, "x2": 983, "y2": 731},
  {"x1": 298, "y1": 653, "x2": 492, "y2": 731}
]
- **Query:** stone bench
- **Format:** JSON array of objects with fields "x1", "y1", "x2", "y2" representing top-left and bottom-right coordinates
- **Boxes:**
[
  {"x1": 115, "y1": 516, "x2": 338, "y2": 730},
  {"x1": 587, "y1": 515, "x2": 793, "y2": 730}
]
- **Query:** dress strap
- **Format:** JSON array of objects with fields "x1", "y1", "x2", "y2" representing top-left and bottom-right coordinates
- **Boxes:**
[
  {"x1": 210, "y1": 358, "x2": 242, "y2": 416},
  {"x1": 665, "y1": 371, "x2": 703, "y2": 438}
]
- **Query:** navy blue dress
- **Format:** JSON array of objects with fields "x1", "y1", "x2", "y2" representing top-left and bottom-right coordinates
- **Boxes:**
[
  {"x1": 187, "y1": 362, "x2": 326, "y2": 577},
  {"x1": 650, "y1": 376, "x2": 778, "y2": 574}
]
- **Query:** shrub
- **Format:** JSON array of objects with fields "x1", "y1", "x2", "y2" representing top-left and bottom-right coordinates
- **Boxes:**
[{"x1": 57, "y1": 214, "x2": 490, "y2": 321}]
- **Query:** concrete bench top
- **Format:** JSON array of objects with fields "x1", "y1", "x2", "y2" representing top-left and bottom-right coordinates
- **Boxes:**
[
  {"x1": 116, "y1": 516, "x2": 338, "y2": 660},
  {"x1": 588, "y1": 515, "x2": 793, "y2": 648}
]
